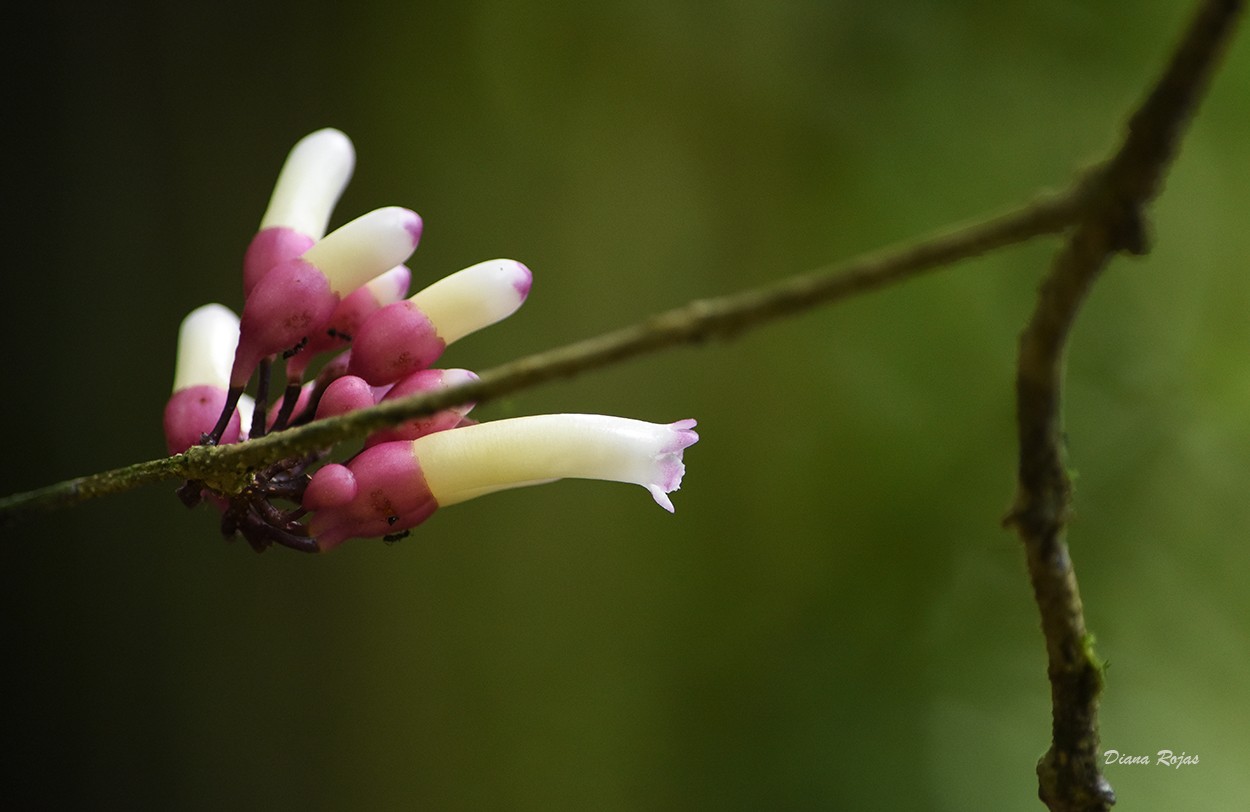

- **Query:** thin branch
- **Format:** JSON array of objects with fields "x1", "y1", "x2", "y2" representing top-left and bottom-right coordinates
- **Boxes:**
[
  {"x1": 0, "y1": 186, "x2": 1085, "y2": 526},
  {"x1": 1005, "y1": 1, "x2": 1243, "y2": 810}
]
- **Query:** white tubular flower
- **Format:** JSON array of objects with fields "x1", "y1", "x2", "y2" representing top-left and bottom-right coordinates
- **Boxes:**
[
  {"x1": 301, "y1": 206, "x2": 424, "y2": 297},
  {"x1": 171, "y1": 304, "x2": 238, "y2": 393},
  {"x1": 258, "y1": 128, "x2": 355, "y2": 237},
  {"x1": 408, "y1": 258, "x2": 532, "y2": 345},
  {"x1": 164, "y1": 304, "x2": 247, "y2": 453},
  {"x1": 304, "y1": 415, "x2": 698, "y2": 548},
  {"x1": 244, "y1": 128, "x2": 356, "y2": 294},
  {"x1": 347, "y1": 259, "x2": 532, "y2": 385},
  {"x1": 417, "y1": 415, "x2": 697, "y2": 511}
]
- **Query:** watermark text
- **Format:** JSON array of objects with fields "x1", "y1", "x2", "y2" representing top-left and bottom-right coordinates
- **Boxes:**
[{"x1": 1103, "y1": 749, "x2": 1199, "y2": 769}]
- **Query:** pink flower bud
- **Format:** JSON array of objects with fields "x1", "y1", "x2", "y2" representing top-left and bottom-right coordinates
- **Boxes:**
[
  {"x1": 164, "y1": 304, "x2": 247, "y2": 453},
  {"x1": 231, "y1": 259, "x2": 337, "y2": 387},
  {"x1": 348, "y1": 259, "x2": 531, "y2": 385},
  {"x1": 364, "y1": 368, "x2": 479, "y2": 447},
  {"x1": 230, "y1": 208, "x2": 423, "y2": 388},
  {"x1": 165, "y1": 386, "x2": 239, "y2": 455},
  {"x1": 306, "y1": 443, "x2": 439, "y2": 550},
  {"x1": 302, "y1": 463, "x2": 358, "y2": 511},
  {"x1": 285, "y1": 265, "x2": 412, "y2": 381},
  {"x1": 243, "y1": 129, "x2": 355, "y2": 294},
  {"x1": 314, "y1": 375, "x2": 378, "y2": 421}
]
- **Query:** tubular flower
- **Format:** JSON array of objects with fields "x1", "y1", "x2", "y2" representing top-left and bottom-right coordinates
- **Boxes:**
[
  {"x1": 169, "y1": 128, "x2": 698, "y2": 553},
  {"x1": 304, "y1": 415, "x2": 698, "y2": 549},
  {"x1": 201, "y1": 127, "x2": 423, "y2": 448},
  {"x1": 243, "y1": 128, "x2": 355, "y2": 295},
  {"x1": 163, "y1": 304, "x2": 253, "y2": 454},
  {"x1": 230, "y1": 206, "x2": 423, "y2": 389},
  {"x1": 348, "y1": 259, "x2": 532, "y2": 385}
]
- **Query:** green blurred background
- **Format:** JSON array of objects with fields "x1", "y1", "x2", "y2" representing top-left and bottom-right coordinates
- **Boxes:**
[{"x1": 4, "y1": 1, "x2": 1249, "y2": 808}]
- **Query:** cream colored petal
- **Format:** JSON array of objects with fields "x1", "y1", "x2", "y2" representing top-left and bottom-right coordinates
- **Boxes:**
[
  {"x1": 409, "y1": 259, "x2": 530, "y2": 345},
  {"x1": 414, "y1": 414, "x2": 695, "y2": 510},
  {"x1": 172, "y1": 303, "x2": 240, "y2": 392},
  {"x1": 259, "y1": 128, "x2": 355, "y2": 238}
]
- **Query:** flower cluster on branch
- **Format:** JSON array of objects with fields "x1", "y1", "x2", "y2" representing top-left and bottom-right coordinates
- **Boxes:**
[{"x1": 165, "y1": 129, "x2": 697, "y2": 552}]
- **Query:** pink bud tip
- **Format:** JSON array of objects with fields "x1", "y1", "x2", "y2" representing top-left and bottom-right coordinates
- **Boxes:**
[
  {"x1": 405, "y1": 214, "x2": 424, "y2": 246},
  {"x1": 512, "y1": 262, "x2": 533, "y2": 299}
]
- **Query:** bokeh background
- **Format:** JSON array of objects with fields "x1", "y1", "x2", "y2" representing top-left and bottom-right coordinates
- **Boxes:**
[{"x1": 4, "y1": 1, "x2": 1249, "y2": 809}]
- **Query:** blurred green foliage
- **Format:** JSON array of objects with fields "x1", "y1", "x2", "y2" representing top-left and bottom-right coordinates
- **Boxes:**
[{"x1": 4, "y1": 1, "x2": 1248, "y2": 809}]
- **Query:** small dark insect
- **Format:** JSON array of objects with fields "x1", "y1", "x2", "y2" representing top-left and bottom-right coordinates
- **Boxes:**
[{"x1": 282, "y1": 336, "x2": 309, "y2": 359}]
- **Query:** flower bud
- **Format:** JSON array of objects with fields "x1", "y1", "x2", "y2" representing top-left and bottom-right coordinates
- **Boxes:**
[
  {"x1": 348, "y1": 259, "x2": 530, "y2": 385},
  {"x1": 164, "y1": 304, "x2": 245, "y2": 453},
  {"x1": 230, "y1": 207, "x2": 422, "y2": 387},
  {"x1": 243, "y1": 128, "x2": 355, "y2": 294},
  {"x1": 364, "y1": 368, "x2": 479, "y2": 447}
]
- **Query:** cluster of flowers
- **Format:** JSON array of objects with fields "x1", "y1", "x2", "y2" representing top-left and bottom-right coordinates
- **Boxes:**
[{"x1": 164, "y1": 129, "x2": 698, "y2": 553}]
